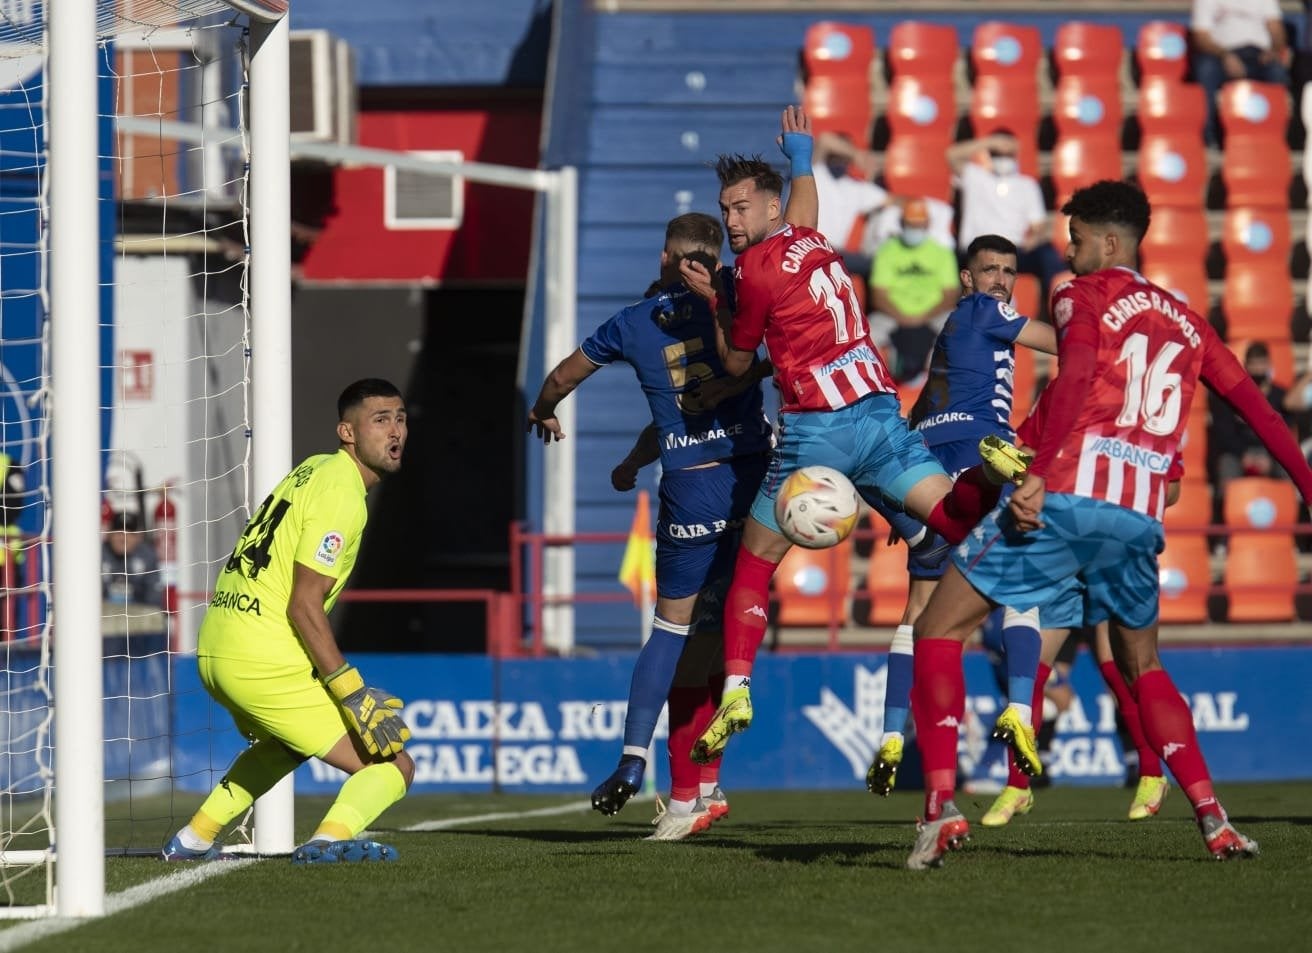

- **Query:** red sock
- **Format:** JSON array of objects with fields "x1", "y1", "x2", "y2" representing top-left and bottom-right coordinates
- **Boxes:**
[
  {"x1": 912, "y1": 637, "x2": 965, "y2": 820},
  {"x1": 668, "y1": 685, "x2": 716, "y2": 802},
  {"x1": 1133, "y1": 668, "x2": 1223, "y2": 822},
  {"x1": 1099, "y1": 660, "x2": 1163, "y2": 778},
  {"x1": 925, "y1": 466, "x2": 1002, "y2": 544},
  {"x1": 723, "y1": 548, "x2": 778, "y2": 677},
  {"x1": 1006, "y1": 662, "x2": 1050, "y2": 790}
]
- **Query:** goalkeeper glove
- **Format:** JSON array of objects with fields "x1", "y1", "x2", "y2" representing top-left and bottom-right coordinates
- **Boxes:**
[{"x1": 324, "y1": 664, "x2": 411, "y2": 758}]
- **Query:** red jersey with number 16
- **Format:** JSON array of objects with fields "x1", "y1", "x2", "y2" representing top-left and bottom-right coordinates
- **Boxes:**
[
  {"x1": 730, "y1": 224, "x2": 895, "y2": 412},
  {"x1": 1042, "y1": 266, "x2": 1219, "y2": 519}
]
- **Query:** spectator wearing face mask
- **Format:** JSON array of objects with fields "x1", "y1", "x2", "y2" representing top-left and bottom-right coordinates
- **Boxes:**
[
  {"x1": 1282, "y1": 358, "x2": 1312, "y2": 466},
  {"x1": 947, "y1": 131, "x2": 1067, "y2": 311},
  {"x1": 867, "y1": 198, "x2": 960, "y2": 383},
  {"x1": 1208, "y1": 341, "x2": 1294, "y2": 501},
  {"x1": 812, "y1": 131, "x2": 891, "y2": 280}
]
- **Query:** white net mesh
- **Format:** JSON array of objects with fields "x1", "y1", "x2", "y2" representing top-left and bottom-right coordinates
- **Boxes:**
[{"x1": 0, "y1": 3, "x2": 256, "y2": 907}]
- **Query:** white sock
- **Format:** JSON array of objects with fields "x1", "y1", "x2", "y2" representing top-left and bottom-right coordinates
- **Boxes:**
[
  {"x1": 177, "y1": 825, "x2": 212, "y2": 851},
  {"x1": 724, "y1": 674, "x2": 751, "y2": 693},
  {"x1": 1011, "y1": 703, "x2": 1033, "y2": 726},
  {"x1": 667, "y1": 797, "x2": 699, "y2": 817},
  {"x1": 700, "y1": 781, "x2": 719, "y2": 798}
]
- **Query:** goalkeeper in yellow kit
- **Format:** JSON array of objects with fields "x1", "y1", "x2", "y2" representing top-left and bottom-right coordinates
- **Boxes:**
[{"x1": 163, "y1": 379, "x2": 414, "y2": 864}]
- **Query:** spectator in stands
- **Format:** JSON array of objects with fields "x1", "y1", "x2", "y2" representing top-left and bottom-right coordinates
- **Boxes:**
[
  {"x1": 101, "y1": 510, "x2": 163, "y2": 609},
  {"x1": 1283, "y1": 359, "x2": 1312, "y2": 464},
  {"x1": 947, "y1": 131, "x2": 1066, "y2": 310},
  {"x1": 1190, "y1": 0, "x2": 1291, "y2": 146},
  {"x1": 813, "y1": 130, "x2": 890, "y2": 279},
  {"x1": 867, "y1": 195, "x2": 955, "y2": 257},
  {"x1": 1208, "y1": 341, "x2": 1293, "y2": 498},
  {"x1": 867, "y1": 198, "x2": 959, "y2": 382}
]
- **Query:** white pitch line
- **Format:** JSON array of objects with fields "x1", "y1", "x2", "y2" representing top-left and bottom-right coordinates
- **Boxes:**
[
  {"x1": 0, "y1": 859, "x2": 255, "y2": 953},
  {"x1": 402, "y1": 799, "x2": 603, "y2": 832}
]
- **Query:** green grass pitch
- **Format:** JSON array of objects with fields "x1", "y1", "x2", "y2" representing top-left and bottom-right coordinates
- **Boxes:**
[{"x1": 2, "y1": 783, "x2": 1308, "y2": 952}]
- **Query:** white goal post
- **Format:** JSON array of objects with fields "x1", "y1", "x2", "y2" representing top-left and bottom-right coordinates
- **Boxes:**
[{"x1": 21, "y1": 0, "x2": 578, "y2": 919}]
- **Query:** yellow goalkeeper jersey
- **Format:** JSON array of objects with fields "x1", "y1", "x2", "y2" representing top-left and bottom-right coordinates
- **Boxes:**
[{"x1": 198, "y1": 449, "x2": 367, "y2": 667}]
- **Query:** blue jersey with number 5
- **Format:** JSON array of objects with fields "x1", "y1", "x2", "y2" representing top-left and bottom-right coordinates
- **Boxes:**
[{"x1": 580, "y1": 277, "x2": 773, "y2": 471}]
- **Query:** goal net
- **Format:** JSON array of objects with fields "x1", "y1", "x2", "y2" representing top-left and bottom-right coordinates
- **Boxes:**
[{"x1": 0, "y1": 0, "x2": 281, "y2": 916}]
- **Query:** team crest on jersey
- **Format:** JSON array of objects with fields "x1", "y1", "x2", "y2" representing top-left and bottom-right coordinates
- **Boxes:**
[
  {"x1": 997, "y1": 301, "x2": 1020, "y2": 321},
  {"x1": 315, "y1": 531, "x2": 344, "y2": 567},
  {"x1": 1054, "y1": 297, "x2": 1074, "y2": 328}
]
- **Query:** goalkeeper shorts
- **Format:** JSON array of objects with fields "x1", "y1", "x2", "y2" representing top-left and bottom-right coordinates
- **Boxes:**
[{"x1": 199, "y1": 654, "x2": 352, "y2": 759}]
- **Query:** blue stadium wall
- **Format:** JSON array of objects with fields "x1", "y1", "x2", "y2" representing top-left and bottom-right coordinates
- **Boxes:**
[{"x1": 0, "y1": 57, "x2": 117, "y2": 547}]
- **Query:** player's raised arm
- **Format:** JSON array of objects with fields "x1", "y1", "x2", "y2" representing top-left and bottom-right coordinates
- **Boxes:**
[
  {"x1": 528, "y1": 347, "x2": 601, "y2": 442},
  {"x1": 779, "y1": 105, "x2": 817, "y2": 230}
]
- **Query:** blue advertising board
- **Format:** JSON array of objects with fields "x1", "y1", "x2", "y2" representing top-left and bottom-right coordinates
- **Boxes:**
[{"x1": 167, "y1": 646, "x2": 1312, "y2": 795}]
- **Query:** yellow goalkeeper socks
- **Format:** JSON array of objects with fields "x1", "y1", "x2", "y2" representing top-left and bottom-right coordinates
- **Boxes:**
[
  {"x1": 313, "y1": 761, "x2": 408, "y2": 841},
  {"x1": 192, "y1": 738, "x2": 302, "y2": 840}
]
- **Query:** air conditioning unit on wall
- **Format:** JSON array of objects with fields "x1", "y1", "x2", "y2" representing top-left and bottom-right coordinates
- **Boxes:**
[{"x1": 290, "y1": 30, "x2": 357, "y2": 145}]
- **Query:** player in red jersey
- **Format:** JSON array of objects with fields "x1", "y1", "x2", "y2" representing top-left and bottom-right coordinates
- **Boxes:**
[
  {"x1": 678, "y1": 107, "x2": 1026, "y2": 765},
  {"x1": 978, "y1": 385, "x2": 1179, "y2": 828},
  {"x1": 904, "y1": 179, "x2": 1312, "y2": 868}
]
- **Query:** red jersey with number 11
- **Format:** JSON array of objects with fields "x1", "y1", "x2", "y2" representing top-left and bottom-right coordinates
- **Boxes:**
[
  {"x1": 730, "y1": 224, "x2": 895, "y2": 412},
  {"x1": 1043, "y1": 267, "x2": 1218, "y2": 519}
]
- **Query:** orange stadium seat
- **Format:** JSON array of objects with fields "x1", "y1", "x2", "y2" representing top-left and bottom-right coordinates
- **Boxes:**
[
  {"x1": 1136, "y1": 133, "x2": 1207, "y2": 208},
  {"x1": 1218, "y1": 80, "x2": 1291, "y2": 142},
  {"x1": 1163, "y1": 477, "x2": 1212, "y2": 536},
  {"x1": 1011, "y1": 274, "x2": 1040, "y2": 323},
  {"x1": 887, "y1": 75, "x2": 957, "y2": 144},
  {"x1": 806, "y1": 74, "x2": 873, "y2": 143},
  {"x1": 1223, "y1": 477, "x2": 1297, "y2": 531},
  {"x1": 860, "y1": 510, "x2": 909, "y2": 626},
  {"x1": 1178, "y1": 409, "x2": 1208, "y2": 478},
  {"x1": 1141, "y1": 258, "x2": 1210, "y2": 316},
  {"x1": 1222, "y1": 207, "x2": 1291, "y2": 267},
  {"x1": 1224, "y1": 534, "x2": 1298, "y2": 622},
  {"x1": 1221, "y1": 137, "x2": 1292, "y2": 208},
  {"x1": 1051, "y1": 135, "x2": 1125, "y2": 197},
  {"x1": 882, "y1": 136, "x2": 953, "y2": 203},
  {"x1": 971, "y1": 22, "x2": 1042, "y2": 79},
  {"x1": 970, "y1": 74, "x2": 1040, "y2": 174},
  {"x1": 1010, "y1": 340, "x2": 1042, "y2": 430},
  {"x1": 1053, "y1": 74, "x2": 1124, "y2": 140},
  {"x1": 1136, "y1": 21, "x2": 1190, "y2": 83},
  {"x1": 1222, "y1": 263, "x2": 1294, "y2": 342},
  {"x1": 1156, "y1": 534, "x2": 1212, "y2": 623},
  {"x1": 803, "y1": 22, "x2": 875, "y2": 79},
  {"x1": 886, "y1": 22, "x2": 959, "y2": 82},
  {"x1": 774, "y1": 538, "x2": 853, "y2": 627},
  {"x1": 1050, "y1": 206, "x2": 1072, "y2": 255},
  {"x1": 1226, "y1": 338, "x2": 1295, "y2": 387},
  {"x1": 1053, "y1": 22, "x2": 1124, "y2": 81},
  {"x1": 1136, "y1": 76, "x2": 1207, "y2": 138},
  {"x1": 1140, "y1": 206, "x2": 1210, "y2": 271}
]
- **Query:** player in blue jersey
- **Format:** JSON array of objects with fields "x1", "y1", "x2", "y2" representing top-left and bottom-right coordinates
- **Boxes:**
[
  {"x1": 527, "y1": 212, "x2": 780, "y2": 840},
  {"x1": 863, "y1": 234, "x2": 1059, "y2": 797}
]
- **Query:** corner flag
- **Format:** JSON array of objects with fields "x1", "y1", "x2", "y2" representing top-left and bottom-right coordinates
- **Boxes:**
[{"x1": 617, "y1": 490, "x2": 655, "y2": 605}]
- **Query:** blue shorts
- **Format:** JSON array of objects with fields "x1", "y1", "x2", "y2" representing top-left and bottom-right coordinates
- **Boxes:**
[
  {"x1": 751, "y1": 393, "x2": 944, "y2": 534},
  {"x1": 657, "y1": 452, "x2": 769, "y2": 599},
  {"x1": 950, "y1": 492, "x2": 1165, "y2": 630}
]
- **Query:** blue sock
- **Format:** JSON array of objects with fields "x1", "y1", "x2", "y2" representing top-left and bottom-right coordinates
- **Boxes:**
[
  {"x1": 1001, "y1": 609, "x2": 1041, "y2": 710},
  {"x1": 621, "y1": 614, "x2": 689, "y2": 754},
  {"x1": 882, "y1": 625, "x2": 915, "y2": 737}
]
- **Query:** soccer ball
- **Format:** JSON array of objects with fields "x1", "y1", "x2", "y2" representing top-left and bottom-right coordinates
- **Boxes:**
[{"x1": 774, "y1": 466, "x2": 860, "y2": 549}]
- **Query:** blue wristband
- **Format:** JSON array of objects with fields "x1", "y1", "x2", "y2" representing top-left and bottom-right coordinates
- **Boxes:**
[{"x1": 780, "y1": 131, "x2": 813, "y2": 177}]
